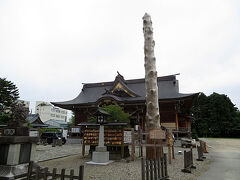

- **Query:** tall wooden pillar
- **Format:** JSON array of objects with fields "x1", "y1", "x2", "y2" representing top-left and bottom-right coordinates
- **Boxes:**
[
  {"x1": 74, "y1": 110, "x2": 78, "y2": 126},
  {"x1": 175, "y1": 113, "x2": 179, "y2": 130},
  {"x1": 176, "y1": 113, "x2": 179, "y2": 139}
]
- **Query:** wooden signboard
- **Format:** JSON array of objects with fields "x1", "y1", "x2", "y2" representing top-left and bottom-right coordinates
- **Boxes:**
[
  {"x1": 83, "y1": 129, "x2": 123, "y2": 145},
  {"x1": 149, "y1": 128, "x2": 166, "y2": 139}
]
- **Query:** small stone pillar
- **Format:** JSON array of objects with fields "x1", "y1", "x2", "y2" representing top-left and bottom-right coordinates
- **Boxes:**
[
  {"x1": 86, "y1": 107, "x2": 113, "y2": 165},
  {"x1": 92, "y1": 125, "x2": 110, "y2": 163}
]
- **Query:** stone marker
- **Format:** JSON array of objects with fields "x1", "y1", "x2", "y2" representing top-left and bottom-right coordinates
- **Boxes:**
[
  {"x1": 87, "y1": 125, "x2": 113, "y2": 165},
  {"x1": 86, "y1": 108, "x2": 113, "y2": 165}
]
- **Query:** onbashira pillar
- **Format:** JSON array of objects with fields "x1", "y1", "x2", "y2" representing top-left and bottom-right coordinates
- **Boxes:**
[{"x1": 143, "y1": 13, "x2": 162, "y2": 159}]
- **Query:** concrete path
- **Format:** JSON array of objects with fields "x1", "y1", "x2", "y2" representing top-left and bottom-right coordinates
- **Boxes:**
[{"x1": 198, "y1": 138, "x2": 240, "y2": 180}]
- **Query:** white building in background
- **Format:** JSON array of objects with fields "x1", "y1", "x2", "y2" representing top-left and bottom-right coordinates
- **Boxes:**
[{"x1": 35, "y1": 101, "x2": 67, "y2": 123}]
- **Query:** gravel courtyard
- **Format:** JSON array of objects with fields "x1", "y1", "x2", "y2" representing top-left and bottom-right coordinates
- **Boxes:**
[
  {"x1": 36, "y1": 144, "x2": 83, "y2": 162},
  {"x1": 37, "y1": 143, "x2": 210, "y2": 180}
]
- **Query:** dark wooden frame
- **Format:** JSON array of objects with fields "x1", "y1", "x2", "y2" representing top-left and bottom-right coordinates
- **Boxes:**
[
  {"x1": 14, "y1": 161, "x2": 84, "y2": 180},
  {"x1": 81, "y1": 125, "x2": 127, "y2": 158},
  {"x1": 141, "y1": 154, "x2": 169, "y2": 180},
  {"x1": 181, "y1": 148, "x2": 196, "y2": 173},
  {"x1": 131, "y1": 128, "x2": 175, "y2": 163}
]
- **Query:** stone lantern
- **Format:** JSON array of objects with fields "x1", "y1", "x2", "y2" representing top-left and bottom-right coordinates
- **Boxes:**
[
  {"x1": 96, "y1": 108, "x2": 107, "y2": 125},
  {"x1": 87, "y1": 108, "x2": 113, "y2": 165},
  {"x1": 0, "y1": 105, "x2": 38, "y2": 179}
]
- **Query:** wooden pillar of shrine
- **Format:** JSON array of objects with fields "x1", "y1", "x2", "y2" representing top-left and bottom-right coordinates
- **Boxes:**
[
  {"x1": 175, "y1": 113, "x2": 179, "y2": 139},
  {"x1": 175, "y1": 113, "x2": 179, "y2": 130}
]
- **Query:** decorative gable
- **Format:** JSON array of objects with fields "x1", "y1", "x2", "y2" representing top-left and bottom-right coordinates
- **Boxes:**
[
  {"x1": 111, "y1": 82, "x2": 136, "y2": 97},
  {"x1": 102, "y1": 72, "x2": 140, "y2": 98}
]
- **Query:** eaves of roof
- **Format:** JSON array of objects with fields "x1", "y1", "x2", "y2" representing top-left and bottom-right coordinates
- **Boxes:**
[{"x1": 51, "y1": 74, "x2": 198, "y2": 109}]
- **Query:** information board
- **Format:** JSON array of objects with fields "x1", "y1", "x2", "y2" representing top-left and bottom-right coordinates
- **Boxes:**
[{"x1": 149, "y1": 128, "x2": 166, "y2": 139}]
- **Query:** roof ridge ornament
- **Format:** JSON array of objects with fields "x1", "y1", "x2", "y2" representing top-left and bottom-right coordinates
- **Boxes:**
[{"x1": 116, "y1": 71, "x2": 125, "y2": 81}]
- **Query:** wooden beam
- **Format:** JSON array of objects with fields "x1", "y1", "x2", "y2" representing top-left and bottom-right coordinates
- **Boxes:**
[
  {"x1": 131, "y1": 128, "x2": 135, "y2": 161},
  {"x1": 168, "y1": 143, "x2": 171, "y2": 164},
  {"x1": 175, "y1": 113, "x2": 179, "y2": 130}
]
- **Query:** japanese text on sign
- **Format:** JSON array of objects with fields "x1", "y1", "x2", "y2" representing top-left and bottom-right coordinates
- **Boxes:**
[{"x1": 149, "y1": 129, "x2": 166, "y2": 139}]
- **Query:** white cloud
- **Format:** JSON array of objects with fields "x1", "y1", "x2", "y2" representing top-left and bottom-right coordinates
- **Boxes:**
[{"x1": 0, "y1": 0, "x2": 239, "y2": 109}]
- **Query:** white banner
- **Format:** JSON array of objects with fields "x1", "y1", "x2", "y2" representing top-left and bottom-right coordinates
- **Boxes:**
[{"x1": 124, "y1": 131, "x2": 131, "y2": 143}]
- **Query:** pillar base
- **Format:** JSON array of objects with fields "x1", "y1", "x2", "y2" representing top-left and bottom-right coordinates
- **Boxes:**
[
  {"x1": 0, "y1": 164, "x2": 28, "y2": 180},
  {"x1": 92, "y1": 151, "x2": 109, "y2": 163},
  {"x1": 96, "y1": 146, "x2": 107, "y2": 152},
  {"x1": 86, "y1": 160, "x2": 114, "y2": 166},
  {"x1": 86, "y1": 150, "x2": 113, "y2": 165}
]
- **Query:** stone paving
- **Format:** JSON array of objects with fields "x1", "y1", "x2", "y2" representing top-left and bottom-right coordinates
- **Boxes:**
[{"x1": 35, "y1": 144, "x2": 85, "y2": 162}]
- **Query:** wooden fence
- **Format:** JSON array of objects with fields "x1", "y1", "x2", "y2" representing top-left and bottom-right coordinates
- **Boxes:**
[
  {"x1": 15, "y1": 161, "x2": 84, "y2": 180},
  {"x1": 141, "y1": 153, "x2": 169, "y2": 180},
  {"x1": 131, "y1": 128, "x2": 175, "y2": 164},
  {"x1": 181, "y1": 149, "x2": 196, "y2": 173}
]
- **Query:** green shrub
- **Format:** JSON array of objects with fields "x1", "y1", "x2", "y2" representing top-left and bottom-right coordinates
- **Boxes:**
[
  {"x1": 87, "y1": 105, "x2": 130, "y2": 123},
  {"x1": 39, "y1": 128, "x2": 60, "y2": 133}
]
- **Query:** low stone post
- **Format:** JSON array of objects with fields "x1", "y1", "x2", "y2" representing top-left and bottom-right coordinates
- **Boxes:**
[
  {"x1": 91, "y1": 125, "x2": 110, "y2": 164},
  {"x1": 58, "y1": 139, "x2": 62, "y2": 146},
  {"x1": 52, "y1": 139, "x2": 56, "y2": 147}
]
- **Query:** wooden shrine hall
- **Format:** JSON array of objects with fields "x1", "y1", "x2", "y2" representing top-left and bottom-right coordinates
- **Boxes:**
[{"x1": 52, "y1": 73, "x2": 199, "y2": 138}]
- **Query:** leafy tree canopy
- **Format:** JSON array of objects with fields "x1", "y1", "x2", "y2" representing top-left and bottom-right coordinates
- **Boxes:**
[
  {"x1": 40, "y1": 128, "x2": 60, "y2": 133},
  {"x1": 0, "y1": 78, "x2": 19, "y2": 112},
  {"x1": 0, "y1": 78, "x2": 28, "y2": 125},
  {"x1": 68, "y1": 112, "x2": 75, "y2": 127},
  {"x1": 192, "y1": 92, "x2": 240, "y2": 138},
  {"x1": 88, "y1": 105, "x2": 130, "y2": 123},
  {"x1": 103, "y1": 105, "x2": 130, "y2": 123}
]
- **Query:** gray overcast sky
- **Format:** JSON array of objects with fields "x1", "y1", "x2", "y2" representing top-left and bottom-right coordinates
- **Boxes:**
[{"x1": 0, "y1": 0, "x2": 239, "y2": 111}]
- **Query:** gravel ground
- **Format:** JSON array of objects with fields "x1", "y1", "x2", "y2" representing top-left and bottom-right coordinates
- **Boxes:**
[
  {"x1": 167, "y1": 146, "x2": 210, "y2": 180},
  {"x1": 36, "y1": 144, "x2": 83, "y2": 161},
  {"x1": 37, "y1": 143, "x2": 210, "y2": 180}
]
